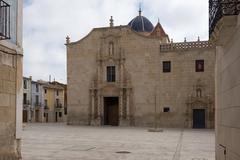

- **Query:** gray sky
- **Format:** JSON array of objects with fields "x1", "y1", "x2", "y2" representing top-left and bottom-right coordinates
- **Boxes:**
[{"x1": 23, "y1": 0, "x2": 209, "y2": 83}]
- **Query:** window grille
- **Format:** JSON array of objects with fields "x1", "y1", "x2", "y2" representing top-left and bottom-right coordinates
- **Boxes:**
[
  {"x1": 0, "y1": 0, "x2": 10, "y2": 40},
  {"x1": 107, "y1": 66, "x2": 116, "y2": 82},
  {"x1": 163, "y1": 61, "x2": 171, "y2": 73}
]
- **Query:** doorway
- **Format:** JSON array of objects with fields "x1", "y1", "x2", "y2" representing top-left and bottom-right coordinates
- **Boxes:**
[
  {"x1": 55, "y1": 112, "x2": 58, "y2": 122},
  {"x1": 35, "y1": 110, "x2": 39, "y2": 122},
  {"x1": 193, "y1": 109, "x2": 206, "y2": 128},
  {"x1": 104, "y1": 97, "x2": 119, "y2": 126},
  {"x1": 23, "y1": 110, "x2": 28, "y2": 123},
  {"x1": 45, "y1": 113, "x2": 48, "y2": 123}
]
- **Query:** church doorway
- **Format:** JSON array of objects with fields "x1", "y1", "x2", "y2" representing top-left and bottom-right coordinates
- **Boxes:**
[
  {"x1": 193, "y1": 109, "x2": 206, "y2": 128},
  {"x1": 104, "y1": 97, "x2": 119, "y2": 126}
]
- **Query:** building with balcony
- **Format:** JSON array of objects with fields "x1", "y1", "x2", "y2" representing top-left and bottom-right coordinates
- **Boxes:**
[
  {"x1": 67, "y1": 9, "x2": 215, "y2": 128},
  {"x1": 209, "y1": 0, "x2": 240, "y2": 159},
  {"x1": 31, "y1": 80, "x2": 44, "y2": 122},
  {"x1": 0, "y1": 0, "x2": 23, "y2": 159},
  {"x1": 41, "y1": 81, "x2": 66, "y2": 123},
  {"x1": 23, "y1": 76, "x2": 32, "y2": 122}
]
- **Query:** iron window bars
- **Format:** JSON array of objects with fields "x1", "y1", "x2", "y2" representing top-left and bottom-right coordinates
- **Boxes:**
[{"x1": 0, "y1": 0, "x2": 10, "y2": 40}]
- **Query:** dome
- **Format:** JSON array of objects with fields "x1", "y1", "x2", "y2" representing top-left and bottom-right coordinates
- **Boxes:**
[{"x1": 128, "y1": 11, "x2": 154, "y2": 33}]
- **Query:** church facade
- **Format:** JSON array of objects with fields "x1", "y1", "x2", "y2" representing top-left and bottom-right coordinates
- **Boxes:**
[{"x1": 66, "y1": 10, "x2": 215, "y2": 128}]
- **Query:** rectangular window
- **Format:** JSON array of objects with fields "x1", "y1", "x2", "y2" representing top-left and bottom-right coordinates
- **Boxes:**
[
  {"x1": 56, "y1": 99, "x2": 59, "y2": 106},
  {"x1": 59, "y1": 112, "x2": 62, "y2": 117},
  {"x1": 0, "y1": 0, "x2": 10, "y2": 40},
  {"x1": 64, "y1": 107, "x2": 67, "y2": 115},
  {"x1": 23, "y1": 93, "x2": 27, "y2": 104},
  {"x1": 35, "y1": 95, "x2": 39, "y2": 105},
  {"x1": 44, "y1": 89, "x2": 47, "y2": 94},
  {"x1": 196, "y1": 60, "x2": 204, "y2": 72},
  {"x1": 107, "y1": 66, "x2": 116, "y2": 82},
  {"x1": 24, "y1": 80, "x2": 27, "y2": 89},
  {"x1": 163, "y1": 107, "x2": 170, "y2": 112},
  {"x1": 163, "y1": 61, "x2": 171, "y2": 73},
  {"x1": 44, "y1": 99, "x2": 47, "y2": 106},
  {"x1": 36, "y1": 84, "x2": 39, "y2": 92},
  {"x1": 56, "y1": 90, "x2": 59, "y2": 96}
]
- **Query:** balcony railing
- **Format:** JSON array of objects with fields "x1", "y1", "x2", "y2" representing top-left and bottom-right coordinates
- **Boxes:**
[
  {"x1": 55, "y1": 103, "x2": 63, "y2": 109},
  {"x1": 209, "y1": 0, "x2": 240, "y2": 36},
  {"x1": 0, "y1": 0, "x2": 10, "y2": 40},
  {"x1": 23, "y1": 100, "x2": 30, "y2": 105},
  {"x1": 160, "y1": 41, "x2": 212, "y2": 52},
  {"x1": 34, "y1": 102, "x2": 41, "y2": 107}
]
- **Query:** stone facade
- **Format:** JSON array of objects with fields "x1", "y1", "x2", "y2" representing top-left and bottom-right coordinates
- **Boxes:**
[
  {"x1": 211, "y1": 14, "x2": 240, "y2": 160},
  {"x1": 67, "y1": 13, "x2": 215, "y2": 128},
  {"x1": 157, "y1": 42, "x2": 215, "y2": 128},
  {"x1": 0, "y1": 0, "x2": 23, "y2": 159}
]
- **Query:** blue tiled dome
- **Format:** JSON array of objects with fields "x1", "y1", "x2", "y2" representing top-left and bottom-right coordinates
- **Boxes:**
[{"x1": 128, "y1": 13, "x2": 154, "y2": 33}]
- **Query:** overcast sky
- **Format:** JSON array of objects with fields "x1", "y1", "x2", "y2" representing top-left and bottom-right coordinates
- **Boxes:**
[{"x1": 23, "y1": 0, "x2": 209, "y2": 83}]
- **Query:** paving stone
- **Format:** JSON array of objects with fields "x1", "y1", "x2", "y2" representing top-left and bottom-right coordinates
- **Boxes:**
[{"x1": 22, "y1": 123, "x2": 215, "y2": 160}]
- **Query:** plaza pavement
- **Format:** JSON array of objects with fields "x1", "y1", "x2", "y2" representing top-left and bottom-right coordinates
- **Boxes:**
[{"x1": 22, "y1": 123, "x2": 215, "y2": 160}]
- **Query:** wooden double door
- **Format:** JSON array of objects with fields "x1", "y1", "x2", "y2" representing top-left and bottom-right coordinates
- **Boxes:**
[{"x1": 104, "y1": 97, "x2": 119, "y2": 126}]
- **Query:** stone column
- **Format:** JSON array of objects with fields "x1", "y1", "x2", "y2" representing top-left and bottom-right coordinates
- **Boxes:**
[
  {"x1": 189, "y1": 105, "x2": 193, "y2": 128},
  {"x1": 120, "y1": 62, "x2": 124, "y2": 86},
  {"x1": 119, "y1": 89, "x2": 123, "y2": 121},
  {"x1": 91, "y1": 90, "x2": 101, "y2": 126},
  {"x1": 207, "y1": 106, "x2": 210, "y2": 129},
  {"x1": 185, "y1": 103, "x2": 190, "y2": 128},
  {"x1": 126, "y1": 89, "x2": 130, "y2": 120},
  {"x1": 97, "y1": 91, "x2": 102, "y2": 125},
  {"x1": 97, "y1": 61, "x2": 101, "y2": 83},
  {"x1": 120, "y1": 89, "x2": 130, "y2": 126},
  {"x1": 90, "y1": 90, "x2": 95, "y2": 122}
]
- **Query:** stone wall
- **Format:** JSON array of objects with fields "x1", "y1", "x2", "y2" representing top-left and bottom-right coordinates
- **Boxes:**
[
  {"x1": 214, "y1": 14, "x2": 240, "y2": 160},
  {"x1": 0, "y1": 0, "x2": 23, "y2": 158},
  {"x1": 158, "y1": 46, "x2": 215, "y2": 128},
  {"x1": 0, "y1": 45, "x2": 21, "y2": 159}
]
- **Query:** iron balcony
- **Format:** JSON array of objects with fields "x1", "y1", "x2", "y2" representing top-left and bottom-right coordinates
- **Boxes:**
[{"x1": 209, "y1": 0, "x2": 240, "y2": 36}]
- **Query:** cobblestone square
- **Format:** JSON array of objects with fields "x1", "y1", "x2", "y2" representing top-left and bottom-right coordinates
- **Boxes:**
[{"x1": 22, "y1": 123, "x2": 215, "y2": 160}]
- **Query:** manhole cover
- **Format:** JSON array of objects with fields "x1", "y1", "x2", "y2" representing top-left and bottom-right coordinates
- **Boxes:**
[{"x1": 116, "y1": 151, "x2": 131, "y2": 154}]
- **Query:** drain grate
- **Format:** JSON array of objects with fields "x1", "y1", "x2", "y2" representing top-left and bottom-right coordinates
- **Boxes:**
[{"x1": 116, "y1": 151, "x2": 131, "y2": 154}]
